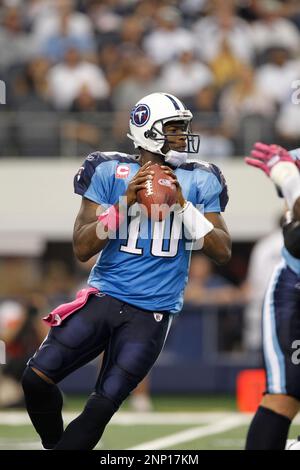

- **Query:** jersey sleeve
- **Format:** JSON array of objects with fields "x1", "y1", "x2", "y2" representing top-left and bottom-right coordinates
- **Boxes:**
[
  {"x1": 290, "y1": 147, "x2": 300, "y2": 162},
  {"x1": 74, "y1": 152, "x2": 112, "y2": 206},
  {"x1": 197, "y1": 164, "x2": 229, "y2": 213},
  {"x1": 283, "y1": 213, "x2": 300, "y2": 259}
]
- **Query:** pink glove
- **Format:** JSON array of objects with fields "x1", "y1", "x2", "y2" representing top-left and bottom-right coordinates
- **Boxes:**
[{"x1": 245, "y1": 142, "x2": 297, "y2": 176}]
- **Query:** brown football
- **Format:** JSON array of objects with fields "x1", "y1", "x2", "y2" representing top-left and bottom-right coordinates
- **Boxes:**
[{"x1": 137, "y1": 164, "x2": 177, "y2": 221}]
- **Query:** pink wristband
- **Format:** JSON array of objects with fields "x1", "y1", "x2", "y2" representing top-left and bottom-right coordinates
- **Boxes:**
[{"x1": 97, "y1": 205, "x2": 125, "y2": 232}]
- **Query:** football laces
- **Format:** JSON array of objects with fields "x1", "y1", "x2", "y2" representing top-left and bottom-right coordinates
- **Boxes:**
[{"x1": 145, "y1": 179, "x2": 153, "y2": 197}]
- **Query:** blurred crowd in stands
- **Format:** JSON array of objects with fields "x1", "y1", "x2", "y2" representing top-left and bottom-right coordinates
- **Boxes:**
[{"x1": 0, "y1": 0, "x2": 299, "y2": 157}]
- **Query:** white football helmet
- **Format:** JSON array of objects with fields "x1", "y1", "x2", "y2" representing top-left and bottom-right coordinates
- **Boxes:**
[{"x1": 127, "y1": 92, "x2": 200, "y2": 157}]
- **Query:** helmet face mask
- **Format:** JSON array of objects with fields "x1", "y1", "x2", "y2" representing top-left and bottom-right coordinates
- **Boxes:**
[
  {"x1": 149, "y1": 116, "x2": 200, "y2": 153},
  {"x1": 148, "y1": 117, "x2": 200, "y2": 154},
  {"x1": 127, "y1": 92, "x2": 200, "y2": 158}
]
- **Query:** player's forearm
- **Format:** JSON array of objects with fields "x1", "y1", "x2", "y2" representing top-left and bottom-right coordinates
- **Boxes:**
[
  {"x1": 202, "y1": 228, "x2": 232, "y2": 265},
  {"x1": 270, "y1": 161, "x2": 300, "y2": 214},
  {"x1": 275, "y1": 154, "x2": 300, "y2": 257},
  {"x1": 283, "y1": 211, "x2": 300, "y2": 259},
  {"x1": 293, "y1": 198, "x2": 300, "y2": 220},
  {"x1": 274, "y1": 168, "x2": 300, "y2": 220},
  {"x1": 73, "y1": 220, "x2": 109, "y2": 262},
  {"x1": 73, "y1": 201, "x2": 128, "y2": 262},
  {"x1": 245, "y1": 144, "x2": 300, "y2": 216}
]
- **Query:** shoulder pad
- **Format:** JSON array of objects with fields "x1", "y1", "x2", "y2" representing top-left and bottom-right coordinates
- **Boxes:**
[
  {"x1": 180, "y1": 160, "x2": 229, "y2": 211},
  {"x1": 74, "y1": 151, "x2": 138, "y2": 196}
]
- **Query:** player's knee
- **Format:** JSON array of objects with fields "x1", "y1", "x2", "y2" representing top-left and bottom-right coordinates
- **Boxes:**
[
  {"x1": 83, "y1": 393, "x2": 117, "y2": 425},
  {"x1": 22, "y1": 366, "x2": 38, "y2": 393},
  {"x1": 28, "y1": 342, "x2": 65, "y2": 377},
  {"x1": 31, "y1": 367, "x2": 54, "y2": 384},
  {"x1": 98, "y1": 365, "x2": 141, "y2": 408},
  {"x1": 100, "y1": 342, "x2": 158, "y2": 407},
  {"x1": 22, "y1": 366, "x2": 53, "y2": 395},
  {"x1": 262, "y1": 394, "x2": 300, "y2": 420}
]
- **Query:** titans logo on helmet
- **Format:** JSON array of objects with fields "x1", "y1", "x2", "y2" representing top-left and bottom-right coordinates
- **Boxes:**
[{"x1": 130, "y1": 104, "x2": 150, "y2": 127}]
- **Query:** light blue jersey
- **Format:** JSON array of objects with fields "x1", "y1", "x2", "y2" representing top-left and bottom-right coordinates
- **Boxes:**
[
  {"x1": 74, "y1": 152, "x2": 228, "y2": 314},
  {"x1": 290, "y1": 147, "x2": 300, "y2": 162},
  {"x1": 282, "y1": 247, "x2": 300, "y2": 275}
]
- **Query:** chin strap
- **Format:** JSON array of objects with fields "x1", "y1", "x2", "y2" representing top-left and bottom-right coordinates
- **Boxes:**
[
  {"x1": 164, "y1": 150, "x2": 188, "y2": 167},
  {"x1": 128, "y1": 130, "x2": 189, "y2": 167}
]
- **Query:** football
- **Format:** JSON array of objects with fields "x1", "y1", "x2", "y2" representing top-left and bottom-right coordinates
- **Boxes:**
[{"x1": 137, "y1": 163, "x2": 177, "y2": 221}]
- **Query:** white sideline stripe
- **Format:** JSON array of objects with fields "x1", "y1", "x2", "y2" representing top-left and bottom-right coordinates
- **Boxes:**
[
  {"x1": 0, "y1": 440, "x2": 42, "y2": 450},
  {"x1": 2, "y1": 410, "x2": 300, "y2": 428},
  {"x1": 0, "y1": 411, "x2": 76, "y2": 426},
  {"x1": 0, "y1": 411, "x2": 246, "y2": 426},
  {"x1": 127, "y1": 415, "x2": 248, "y2": 450},
  {"x1": 112, "y1": 412, "x2": 241, "y2": 425}
]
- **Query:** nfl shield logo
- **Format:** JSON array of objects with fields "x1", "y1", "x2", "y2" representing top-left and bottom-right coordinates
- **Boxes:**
[{"x1": 153, "y1": 313, "x2": 163, "y2": 322}]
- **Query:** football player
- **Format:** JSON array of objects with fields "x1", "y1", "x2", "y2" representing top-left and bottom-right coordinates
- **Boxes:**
[
  {"x1": 22, "y1": 92, "x2": 231, "y2": 450},
  {"x1": 245, "y1": 142, "x2": 300, "y2": 450}
]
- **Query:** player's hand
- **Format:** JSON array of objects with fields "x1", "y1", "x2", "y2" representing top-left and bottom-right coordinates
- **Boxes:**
[
  {"x1": 125, "y1": 161, "x2": 155, "y2": 207},
  {"x1": 245, "y1": 142, "x2": 295, "y2": 176},
  {"x1": 160, "y1": 165, "x2": 186, "y2": 207}
]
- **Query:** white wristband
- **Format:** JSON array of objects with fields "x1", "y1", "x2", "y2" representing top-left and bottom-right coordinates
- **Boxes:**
[
  {"x1": 270, "y1": 161, "x2": 299, "y2": 186},
  {"x1": 176, "y1": 201, "x2": 214, "y2": 240},
  {"x1": 280, "y1": 173, "x2": 300, "y2": 210}
]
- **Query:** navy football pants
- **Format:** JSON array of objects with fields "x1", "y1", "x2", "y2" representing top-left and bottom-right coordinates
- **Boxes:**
[
  {"x1": 28, "y1": 293, "x2": 172, "y2": 407},
  {"x1": 263, "y1": 262, "x2": 300, "y2": 400}
]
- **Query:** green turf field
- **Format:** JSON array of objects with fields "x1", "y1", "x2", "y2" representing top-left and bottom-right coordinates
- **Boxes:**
[{"x1": 0, "y1": 395, "x2": 299, "y2": 450}]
